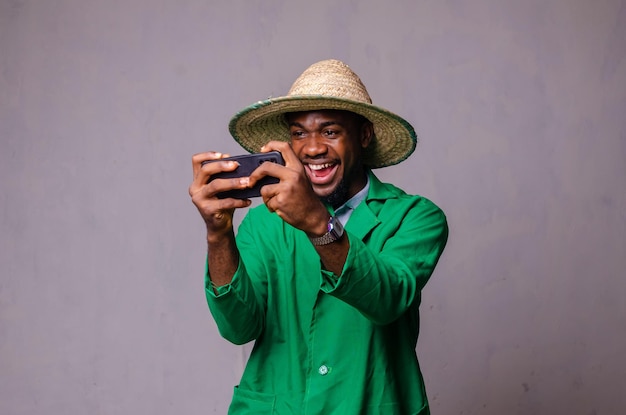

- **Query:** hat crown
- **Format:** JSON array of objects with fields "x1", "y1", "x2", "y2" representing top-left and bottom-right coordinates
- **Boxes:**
[{"x1": 287, "y1": 59, "x2": 373, "y2": 104}]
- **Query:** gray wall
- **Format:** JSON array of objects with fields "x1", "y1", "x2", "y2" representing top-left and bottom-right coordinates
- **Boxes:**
[{"x1": 1, "y1": 1, "x2": 625, "y2": 414}]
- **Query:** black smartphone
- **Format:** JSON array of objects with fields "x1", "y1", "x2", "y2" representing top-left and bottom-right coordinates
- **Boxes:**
[{"x1": 201, "y1": 151, "x2": 285, "y2": 199}]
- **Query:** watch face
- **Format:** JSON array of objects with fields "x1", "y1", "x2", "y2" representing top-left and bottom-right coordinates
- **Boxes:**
[{"x1": 329, "y1": 217, "x2": 344, "y2": 239}]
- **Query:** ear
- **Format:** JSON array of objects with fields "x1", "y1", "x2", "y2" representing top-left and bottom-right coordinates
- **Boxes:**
[{"x1": 360, "y1": 121, "x2": 374, "y2": 149}]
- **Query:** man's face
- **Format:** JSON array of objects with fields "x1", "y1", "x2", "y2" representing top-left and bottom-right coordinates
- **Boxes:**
[{"x1": 287, "y1": 110, "x2": 372, "y2": 207}]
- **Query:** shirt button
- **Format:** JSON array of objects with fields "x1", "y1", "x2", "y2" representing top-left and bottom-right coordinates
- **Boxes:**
[{"x1": 318, "y1": 365, "x2": 329, "y2": 376}]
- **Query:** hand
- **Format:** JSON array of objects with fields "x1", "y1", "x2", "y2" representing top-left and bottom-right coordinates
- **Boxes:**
[
  {"x1": 188, "y1": 151, "x2": 252, "y2": 240},
  {"x1": 251, "y1": 141, "x2": 330, "y2": 237}
]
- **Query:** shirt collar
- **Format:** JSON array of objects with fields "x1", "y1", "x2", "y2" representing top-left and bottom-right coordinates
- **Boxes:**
[{"x1": 334, "y1": 175, "x2": 370, "y2": 225}]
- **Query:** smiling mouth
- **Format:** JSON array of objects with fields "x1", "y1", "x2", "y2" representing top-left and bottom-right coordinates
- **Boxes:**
[
  {"x1": 308, "y1": 163, "x2": 334, "y2": 173},
  {"x1": 306, "y1": 162, "x2": 338, "y2": 184}
]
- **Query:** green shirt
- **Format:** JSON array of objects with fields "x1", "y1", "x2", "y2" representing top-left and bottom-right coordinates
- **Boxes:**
[{"x1": 206, "y1": 172, "x2": 448, "y2": 414}]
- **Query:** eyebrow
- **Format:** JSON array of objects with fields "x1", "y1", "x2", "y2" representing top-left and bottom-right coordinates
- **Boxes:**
[{"x1": 288, "y1": 120, "x2": 343, "y2": 129}]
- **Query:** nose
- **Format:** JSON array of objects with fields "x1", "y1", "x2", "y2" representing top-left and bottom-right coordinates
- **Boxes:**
[{"x1": 301, "y1": 134, "x2": 328, "y2": 158}]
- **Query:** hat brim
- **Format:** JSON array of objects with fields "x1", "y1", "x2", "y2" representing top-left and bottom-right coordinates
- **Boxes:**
[{"x1": 228, "y1": 96, "x2": 417, "y2": 168}]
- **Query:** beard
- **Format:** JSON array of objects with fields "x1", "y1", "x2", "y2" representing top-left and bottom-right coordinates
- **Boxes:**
[{"x1": 320, "y1": 178, "x2": 350, "y2": 209}]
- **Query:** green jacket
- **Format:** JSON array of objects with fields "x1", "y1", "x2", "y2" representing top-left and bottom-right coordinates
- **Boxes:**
[{"x1": 206, "y1": 172, "x2": 448, "y2": 414}]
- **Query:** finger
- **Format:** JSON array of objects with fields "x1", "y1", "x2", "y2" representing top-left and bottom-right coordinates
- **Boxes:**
[
  {"x1": 260, "y1": 141, "x2": 300, "y2": 168},
  {"x1": 259, "y1": 182, "x2": 277, "y2": 200},
  {"x1": 205, "y1": 176, "x2": 251, "y2": 199},
  {"x1": 191, "y1": 151, "x2": 227, "y2": 178},
  {"x1": 247, "y1": 162, "x2": 283, "y2": 188},
  {"x1": 190, "y1": 187, "x2": 251, "y2": 216},
  {"x1": 191, "y1": 157, "x2": 239, "y2": 195},
  {"x1": 189, "y1": 154, "x2": 242, "y2": 200},
  {"x1": 262, "y1": 193, "x2": 276, "y2": 213},
  {"x1": 212, "y1": 195, "x2": 252, "y2": 211}
]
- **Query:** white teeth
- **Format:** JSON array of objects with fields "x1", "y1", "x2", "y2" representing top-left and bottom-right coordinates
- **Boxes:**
[{"x1": 308, "y1": 163, "x2": 333, "y2": 171}]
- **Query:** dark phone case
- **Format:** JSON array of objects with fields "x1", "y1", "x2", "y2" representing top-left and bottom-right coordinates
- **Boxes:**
[{"x1": 201, "y1": 151, "x2": 284, "y2": 199}]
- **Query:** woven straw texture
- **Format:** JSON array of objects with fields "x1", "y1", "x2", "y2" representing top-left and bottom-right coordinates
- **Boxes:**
[{"x1": 228, "y1": 60, "x2": 417, "y2": 168}]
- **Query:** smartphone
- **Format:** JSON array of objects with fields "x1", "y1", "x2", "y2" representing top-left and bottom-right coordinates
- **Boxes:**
[{"x1": 201, "y1": 151, "x2": 285, "y2": 199}]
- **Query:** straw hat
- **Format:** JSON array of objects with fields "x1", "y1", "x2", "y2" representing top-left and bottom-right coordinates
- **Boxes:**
[{"x1": 228, "y1": 59, "x2": 417, "y2": 168}]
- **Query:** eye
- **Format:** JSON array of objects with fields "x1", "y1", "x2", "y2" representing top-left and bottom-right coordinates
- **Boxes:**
[
  {"x1": 323, "y1": 129, "x2": 339, "y2": 137},
  {"x1": 290, "y1": 130, "x2": 305, "y2": 138}
]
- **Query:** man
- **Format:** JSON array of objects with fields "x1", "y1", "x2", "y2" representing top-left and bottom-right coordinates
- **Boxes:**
[{"x1": 189, "y1": 59, "x2": 448, "y2": 414}]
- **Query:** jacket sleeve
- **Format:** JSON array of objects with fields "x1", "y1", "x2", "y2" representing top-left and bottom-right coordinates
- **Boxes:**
[
  {"x1": 204, "y1": 212, "x2": 268, "y2": 345},
  {"x1": 320, "y1": 196, "x2": 448, "y2": 325}
]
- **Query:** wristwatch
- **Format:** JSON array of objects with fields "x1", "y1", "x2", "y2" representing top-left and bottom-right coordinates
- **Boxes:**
[{"x1": 309, "y1": 216, "x2": 345, "y2": 246}]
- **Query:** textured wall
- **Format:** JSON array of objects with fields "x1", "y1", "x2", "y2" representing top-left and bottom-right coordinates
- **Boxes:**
[{"x1": 1, "y1": 0, "x2": 625, "y2": 414}]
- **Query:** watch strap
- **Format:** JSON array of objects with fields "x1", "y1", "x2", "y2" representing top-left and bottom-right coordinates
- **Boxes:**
[{"x1": 309, "y1": 216, "x2": 344, "y2": 246}]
